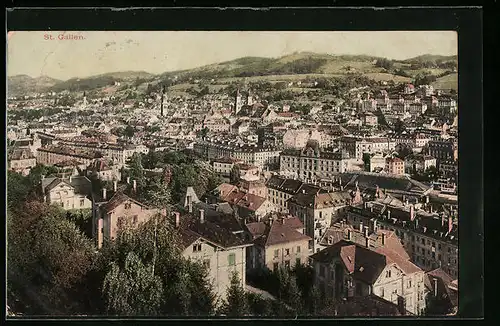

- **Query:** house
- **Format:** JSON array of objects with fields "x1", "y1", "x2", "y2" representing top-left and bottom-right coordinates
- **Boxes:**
[
  {"x1": 93, "y1": 190, "x2": 158, "y2": 248},
  {"x1": 171, "y1": 206, "x2": 252, "y2": 303},
  {"x1": 41, "y1": 175, "x2": 93, "y2": 210},
  {"x1": 345, "y1": 202, "x2": 458, "y2": 278},
  {"x1": 424, "y1": 268, "x2": 458, "y2": 315},
  {"x1": 245, "y1": 213, "x2": 311, "y2": 273},
  {"x1": 287, "y1": 190, "x2": 352, "y2": 253},
  {"x1": 213, "y1": 157, "x2": 244, "y2": 178},
  {"x1": 385, "y1": 157, "x2": 405, "y2": 175},
  {"x1": 8, "y1": 147, "x2": 37, "y2": 175},
  {"x1": 239, "y1": 179, "x2": 268, "y2": 198},
  {"x1": 310, "y1": 239, "x2": 426, "y2": 315},
  {"x1": 221, "y1": 190, "x2": 276, "y2": 220}
]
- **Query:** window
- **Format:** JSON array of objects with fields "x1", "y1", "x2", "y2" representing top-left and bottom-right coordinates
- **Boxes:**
[
  {"x1": 438, "y1": 254, "x2": 442, "y2": 260},
  {"x1": 125, "y1": 202, "x2": 132, "y2": 209},
  {"x1": 432, "y1": 242, "x2": 436, "y2": 247},
  {"x1": 285, "y1": 248, "x2": 290, "y2": 256},
  {"x1": 438, "y1": 244, "x2": 442, "y2": 250},
  {"x1": 101, "y1": 227, "x2": 103, "y2": 234},
  {"x1": 273, "y1": 262, "x2": 279, "y2": 271},
  {"x1": 193, "y1": 244, "x2": 202, "y2": 252},
  {"x1": 228, "y1": 253, "x2": 236, "y2": 266},
  {"x1": 386, "y1": 270, "x2": 391, "y2": 278},
  {"x1": 297, "y1": 246, "x2": 301, "y2": 253},
  {"x1": 274, "y1": 249, "x2": 279, "y2": 258},
  {"x1": 203, "y1": 259, "x2": 210, "y2": 269},
  {"x1": 380, "y1": 287, "x2": 385, "y2": 297},
  {"x1": 421, "y1": 238, "x2": 425, "y2": 245},
  {"x1": 80, "y1": 199, "x2": 85, "y2": 206},
  {"x1": 408, "y1": 280, "x2": 412, "y2": 288}
]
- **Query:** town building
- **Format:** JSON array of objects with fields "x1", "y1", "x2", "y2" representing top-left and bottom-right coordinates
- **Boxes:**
[
  {"x1": 385, "y1": 157, "x2": 405, "y2": 175},
  {"x1": 41, "y1": 175, "x2": 93, "y2": 210},
  {"x1": 245, "y1": 213, "x2": 311, "y2": 272},
  {"x1": 288, "y1": 190, "x2": 352, "y2": 253},
  {"x1": 92, "y1": 189, "x2": 159, "y2": 249},
  {"x1": 345, "y1": 202, "x2": 458, "y2": 278},
  {"x1": 310, "y1": 239, "x2": 426, "y2": 315},
  {"x1": 8, "y1": 147, "x2": 37, "y2": 175},
  {"x1": 280, "y1": 140, "x2": 351, "y2": 184}
]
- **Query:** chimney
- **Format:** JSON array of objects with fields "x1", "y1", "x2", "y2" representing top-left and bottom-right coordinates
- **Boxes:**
[
  {"x1": 174, "y1": 211, "x2": 180, "y2": 228},
  {"x1": 127, "y1": 176, "x2": 130, "y2": 184},
  {"x1": 387, "y1": 210, "x2": 391, "y2": 219},
  {"x1": 102, "y1": 188, "x2": 107, "y2": 200},
  {"x1": 426, "y1": 195, "x2": 430, "y2": 204},
  {"x1": 364, "y1": 226, "x2": 369, "y2": 238},
  {"x1": 433, "y1": 278, "x2": 438, "y2": 297},
  {"x1": 365, "y1": 236, "x2": 370, "y2": 248},
  {"x1": 133, "y1": 180, "x2": 137, "y2": 192},
  {"x1": 381, "y1": 233, "x2": 385, "y2": 246},
  {"x1": 347, "y1": 229, "x2": 352, "y2": 241},
  {"x1": 69, "y1": 176, "x2": 73, "y2": 183},
  {"x1": 373, "y1": 219, "x2": 377, "y2": 233},
  {"x1": 410, "y1": 205, "x2": 415, "y2": 221},
  {"x1": 448, "y1": 217, "x2": 453, "y2": 234},
  {"x1": 441, "y1": 215, "x2": 445, "y2": 227},
  {"x1": 113, "y1": 180, "x2": 118, "y2": 192},
  {"x1": 397, "y1": 296, "x2": 406, "y2": 316},
  {"x1": 199, "y1": 209, "x2": 205, "y2": 223},
  {"x1": 359, "y1": 221, "x2": 363, "y2": 232}
]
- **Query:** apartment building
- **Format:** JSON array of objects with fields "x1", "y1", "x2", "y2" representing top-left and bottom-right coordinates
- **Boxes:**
[
  {"x1": 172, "y1": 208, "x2": 252, "y2": 303},
  {"x1": 194, "y1": 139, "x2": 281, "y2": 170},
  {"x1": 385, "y1": 157, "x2": 405, "y2": 175},
  {"x1": 266, "y1": 175, "x2": 323, "y2": 213},
  {"x1": 245, "y1": 214, "x2": 311, "y2": 272},
  {"x1": 427, "y1": 139, "x2": 457, "y2": 168},
  {"x1": 37, "y1": 145, "x2": 96, "y2": 167},
  {"x1": 345, "y1": 203, "x2": 458, "y2": 278},
  {"x1": 310, "y1": 239, "x2": 427, "y2": 315},
  {"x1": 280, "y1": 141, "x2": 351, "y2": 184},
  {"x1": 288, "y1": 190, "x2": 352, "y2": 253},
  {"x1": 354, "y1": 138, "x2": 396, "y2": 161},
  {"x1": 213, "y1": 157, "x2": 244, "y2": 178}
]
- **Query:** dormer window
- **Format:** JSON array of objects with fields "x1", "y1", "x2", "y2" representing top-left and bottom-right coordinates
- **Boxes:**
[{"x1": 386, "y1": 270, "x2": 391, "y2": 278}]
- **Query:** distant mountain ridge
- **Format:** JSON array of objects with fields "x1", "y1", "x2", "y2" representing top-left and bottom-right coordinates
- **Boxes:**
[{"x1": 8, "y1": 52, "x2": 458, "y2": 95}]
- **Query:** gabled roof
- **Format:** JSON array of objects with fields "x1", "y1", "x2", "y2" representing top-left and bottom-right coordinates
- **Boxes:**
[
  {"x1": 253, "y1": 219, "x2": 311, "y2": 247},
  {"x1": 102, "y1": 191, "x2": 151, "y2": 213},
  {"x1": 177, "y1": 213, "x2": 251, "y2": 249},
  {"x1": 310, "y1": 240, "x2": 387, "y2": 284}
]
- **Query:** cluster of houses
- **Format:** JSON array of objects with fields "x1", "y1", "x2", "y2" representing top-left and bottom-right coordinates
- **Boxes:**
[{"x1": 7, "y1": 78, "x2": 459, "y2": 316}]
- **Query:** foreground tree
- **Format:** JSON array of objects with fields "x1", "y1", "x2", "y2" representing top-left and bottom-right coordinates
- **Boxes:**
[
  {"x1": 102, "y1": 252, "x2": 164, "y2": 315},
  {"x1": 223, "y1": 271, "x2": 249, "y2": 317}
]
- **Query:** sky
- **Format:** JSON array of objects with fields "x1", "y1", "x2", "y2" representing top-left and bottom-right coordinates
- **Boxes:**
[{"x1": 7, "y1": 31, "x2": 457, "y2": 81}]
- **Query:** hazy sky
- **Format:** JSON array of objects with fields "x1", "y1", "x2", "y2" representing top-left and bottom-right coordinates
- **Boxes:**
[{"x1": 7, "y1": 31, "x2": 457, "y2": 80}]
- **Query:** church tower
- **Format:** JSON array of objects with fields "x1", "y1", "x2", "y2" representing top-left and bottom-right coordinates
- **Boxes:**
[
  {"x1": 234, "y1": 89, "x2": 242, "y2": 115},
  {"x1": 160, "y1": 85, "x2": 168, "y2": 117}
]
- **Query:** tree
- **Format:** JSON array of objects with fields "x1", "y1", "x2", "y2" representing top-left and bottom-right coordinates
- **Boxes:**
[
  {"x1": 8, "y1": 202, "x2": 95, "y2": 314},
  {"x1": 287, "y1": 276, "x2": 303, "y2": 313},
  {"x1": 375, "y1": 58, "x2": 394, "y2": 70},
  {"x1": 102, "y1": 252, "x2": 164, "y2": 315},
  {"x1": 246, "y1": 293, "x2": 272, "y2": 316},
  {"x1": 223, "y1": 271, "x2": 249, "y2": 317},
  {"x1": 124, "y1": 125, "x2": 135, "y2": 139},
  {"x1": 393, "y1": 119, "x2": 406, "y2": 133}
]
